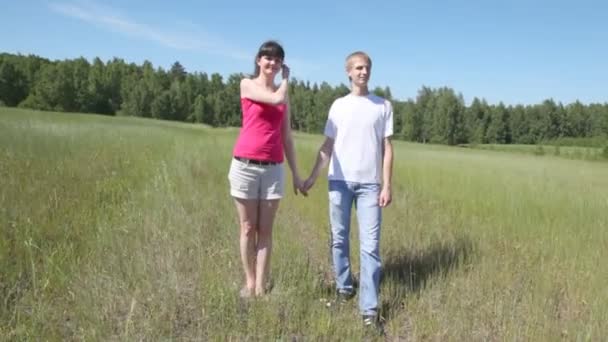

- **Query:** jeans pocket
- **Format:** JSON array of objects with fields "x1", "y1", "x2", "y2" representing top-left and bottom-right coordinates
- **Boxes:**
[{"x1": 329, "y1": 189, "x2": 342, "y2": 205}]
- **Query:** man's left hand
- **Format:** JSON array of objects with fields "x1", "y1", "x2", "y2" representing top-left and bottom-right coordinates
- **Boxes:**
[{"x1": 379, "y1": 187, "x2": 392, "y2": 207}]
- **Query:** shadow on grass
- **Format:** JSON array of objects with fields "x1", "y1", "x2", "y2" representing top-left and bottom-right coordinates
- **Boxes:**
[
  {"x1": 379, "y1": 235, "x2": 476, "y2": 321},
  {"x1": 310, "y1": 234, "x2": 476, "y2": 327}
]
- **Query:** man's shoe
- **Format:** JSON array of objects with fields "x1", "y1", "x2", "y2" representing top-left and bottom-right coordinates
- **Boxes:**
[
  {"x1": 362, "y1": 314, "x2": 385, "y2": 335},
  {"x1": 336, "y1": 290, "x2": 355, "y2": 304}
]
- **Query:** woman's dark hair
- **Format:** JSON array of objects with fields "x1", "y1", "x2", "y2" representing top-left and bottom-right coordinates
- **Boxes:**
[{"x1": 252, "y1": 40, "x2": 285, "y2": 77}]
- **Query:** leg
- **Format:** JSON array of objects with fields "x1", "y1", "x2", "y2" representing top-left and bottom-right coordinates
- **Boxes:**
[
  {"x1": 233, "y1": 198, "x2": 259, "y2": 296},
  {"x1": 355, "y1": 183, "x2": 382, "y2": 316},
  {"x1": 228, "y1": 158, "x2": 263, "y2": 297},
  {"x1": 255, "y1": 163, "x2": 284, "y2": 295},
  {"x1": 328, "y1": 180, "x2": 355, "y2": 294},
  {"x1": 255, "y1": 199, "x2": 280, "y2": 295}
]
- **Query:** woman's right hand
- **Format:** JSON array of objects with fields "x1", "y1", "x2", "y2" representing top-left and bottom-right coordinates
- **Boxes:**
[{"x1": 281, "y1": 64, "x2": 290, "y2": 80}]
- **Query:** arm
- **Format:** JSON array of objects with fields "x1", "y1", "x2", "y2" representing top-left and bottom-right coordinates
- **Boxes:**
[
  {"x1": 379, "y1": 137, "x2": 393, "y2": 207},
  {"x1": 281, "y1": 101, "x2": 305, "y2": 195},
  {"x1": 240, "y1": 65, "x2": 290, "y2": 105},
  {"x1": 303, "y1": 137, "x2": 334, "y2": 191}
]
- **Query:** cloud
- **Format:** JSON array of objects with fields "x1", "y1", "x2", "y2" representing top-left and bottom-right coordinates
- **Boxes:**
[
  {"x1": 48, "y1": 1, "x2": 322, "y2": 78},
  {"x1": 48, "y1": 1, "x2": 250, "y2": 60}
]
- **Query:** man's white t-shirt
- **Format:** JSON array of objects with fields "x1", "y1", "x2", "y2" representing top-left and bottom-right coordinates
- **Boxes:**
[{"x1": 323, "y1": 93, "x2": 393, "y2": 184}]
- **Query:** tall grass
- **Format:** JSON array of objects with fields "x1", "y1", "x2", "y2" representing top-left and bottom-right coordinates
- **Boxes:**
[
  {"x1": 542, "y1": 136, "x2": 608, "y2": 148},
  {"x1": 470, "y1": 143, "x2": 608, "y2": 162},
  {"x1": 2, "y1": 108, "x2": 607, "y2": 340}
]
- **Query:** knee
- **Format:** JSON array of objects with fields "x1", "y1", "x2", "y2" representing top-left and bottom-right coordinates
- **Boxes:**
[
  {"x1": 331, "y1": 234, "x2": 348, "y2": 248},
  {"x1": 240, "y1": 222, "x2": 257, "y2": 237},
  {"x1": 256, "y1": 226, "x2": 272, "y2": 240},
  {"x1": 360, "y1": 239, "x2": 380, "y2": 256},
  {"x1": 331, "y1": 226, "x2": 349, "y2": 242}
]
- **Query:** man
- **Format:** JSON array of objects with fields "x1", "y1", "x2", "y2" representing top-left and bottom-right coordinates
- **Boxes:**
[{"x1": 303, "y1": 51, "x2": 394, "y2": 331}]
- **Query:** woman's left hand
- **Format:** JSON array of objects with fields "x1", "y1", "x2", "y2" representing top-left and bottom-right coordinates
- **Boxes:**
[{"x1": 293, "y1": 176, "x2": 308, "y2": 196}]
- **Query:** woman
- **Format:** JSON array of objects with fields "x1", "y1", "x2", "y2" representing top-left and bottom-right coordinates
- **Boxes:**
[{"x1": 228, "y1": 40, "x2": 305, "y2": 298}]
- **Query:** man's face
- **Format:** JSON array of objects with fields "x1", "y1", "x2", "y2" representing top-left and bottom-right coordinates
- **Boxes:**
[{"x1": 346, "y1": 56, "x2": 371, "y2": 87}]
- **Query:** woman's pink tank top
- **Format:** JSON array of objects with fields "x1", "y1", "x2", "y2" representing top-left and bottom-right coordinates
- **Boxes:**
[{"x1": 232, "y1": 97, "x2": 286, "y2": 162}]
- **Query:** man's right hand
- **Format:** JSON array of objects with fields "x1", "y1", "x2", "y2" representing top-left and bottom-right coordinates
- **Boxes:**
[{"x1": 302, "y1": 176, "x2": 316, "y2": 192}]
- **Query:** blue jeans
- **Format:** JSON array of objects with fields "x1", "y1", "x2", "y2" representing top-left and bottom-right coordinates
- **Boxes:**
[{"x1": 328, "y1": 180, "x2": 382, "y2": 316}]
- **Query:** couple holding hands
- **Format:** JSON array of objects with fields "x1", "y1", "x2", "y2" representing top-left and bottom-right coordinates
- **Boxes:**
[{"x1": 227, "y1": 40, "x2": 393, "y2": 330}]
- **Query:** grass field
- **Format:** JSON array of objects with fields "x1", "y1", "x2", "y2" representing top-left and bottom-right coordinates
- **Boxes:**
[
  {"x1": 1, "y1": 107, "x2": 608, "y2": 340},
  {"x1": 467, "y1": 143, "x2": 608, "y2": 161}
]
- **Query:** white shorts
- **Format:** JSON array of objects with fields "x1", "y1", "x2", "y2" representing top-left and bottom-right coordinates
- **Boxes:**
[{"x1": 228, "y1": 157, "x2": 284, "y2": 200}]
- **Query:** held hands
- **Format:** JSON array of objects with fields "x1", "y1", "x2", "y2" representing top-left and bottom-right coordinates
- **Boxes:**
[
  {"x1": 297, "y1": 176, "x2": 391, "y2": 207},
  {"x1": 292, "y1": 173, "x2": 317, "y2": 197},
  {"x1": 292, "y1": 174, "x2": 308, "y2": 197},
  {"x1": 379, "y1": 187, "x2": 392, "y2": 207},
  {"x1": 302, "y1": 175, "x2": 316, "y2": 193}
]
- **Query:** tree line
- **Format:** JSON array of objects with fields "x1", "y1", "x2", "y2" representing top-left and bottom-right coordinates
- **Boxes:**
[{"x1": 1, "y1": 53, "x2": 607, "y2": 146}]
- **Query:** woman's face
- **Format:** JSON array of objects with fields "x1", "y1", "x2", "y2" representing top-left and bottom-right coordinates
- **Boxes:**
[{"x1": 257, "y1": 55, "x2": 283, "y2": 76}]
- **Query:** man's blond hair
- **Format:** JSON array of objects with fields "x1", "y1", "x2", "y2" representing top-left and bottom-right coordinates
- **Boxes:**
[{"x1": 345, "y1": 51, "x2": 372, "y2": 71}]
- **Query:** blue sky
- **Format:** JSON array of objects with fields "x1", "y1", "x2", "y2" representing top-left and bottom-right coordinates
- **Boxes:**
[{"x1": 1, "y1": 0, "x2": 607, "y2": 105}]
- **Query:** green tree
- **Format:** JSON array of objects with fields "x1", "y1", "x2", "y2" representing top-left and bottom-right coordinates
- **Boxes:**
[
  {"x1": 22, "y1": 62, "x2": 78, "y2": 112},
  {"x1": 0, "y1": 60, "x2": 27, "y2": 106},
  {"x1": 465, "y1": 98, "x2": 489, "y2": 144},
  {"x1": 399, "y1": 100, "x2": 416, "y2": 140},
  {"x1": 205, "y1": 93, "x2": 224, "y2": 127},
  {"x1": 539, "y1": 99, "x2": 562, "y2": 140},
  {"x1": 222, "y1": 74, "x2": 243, "y2": 126},
  {"x1": 565, "y1": 101, "x2": 592, "y2": 137},
  {"x1": 412, "y1": 86, "x2": 435, "y2": 143},
  {"x1": 86, "y1": 57, "x2": 111, "y2": 114},
  {"x1": 191, "y1": 94, "x2": 212, "y2": 124},
  {"x1": 69, "y1": 57, "x2": 92, "y2": 112},
  {"x1": 432, "y1": 88, "x2": 465, "y2": 145},
  {"x1": 105, "y1": 58, "x2": 129, "y2": 113},
  {"x1": 151, "y1": 90, "x2": 173, "y2": 120},
  {"x1": 486, "y1": 103, "x2": 511, "y2": 144},
  {"x1": 120, "y1": 60, "x2": 163, "y2": 117},
  {"x1": 510, "y1": 104, "x2": 532, "y2": 143},
  {"x1": 168, "y1": 80, "x2": 187, "y2": 121},
  {"x1": 170, "y1": 61, "x2": 186, "y2": 82},
  {"x1": 588, "y1": 104, "x2": 608, "y2": 137}
]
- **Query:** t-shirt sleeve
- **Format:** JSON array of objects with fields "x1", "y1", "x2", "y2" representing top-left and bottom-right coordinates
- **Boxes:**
[
  {"x1": 324, "y1": 101, "x2": 337, "y2": 139},
  {"x1": 384, "y1": 100, "x2": 394, "y2": 138}
]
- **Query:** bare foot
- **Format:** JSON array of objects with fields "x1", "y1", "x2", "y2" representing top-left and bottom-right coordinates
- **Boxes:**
[
  {"x1": 239, "y1": 287, "x2": 254, "y2": 299},
  {"x1": 255, "y1": 289, "x2": 271, "y2": 301}
]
